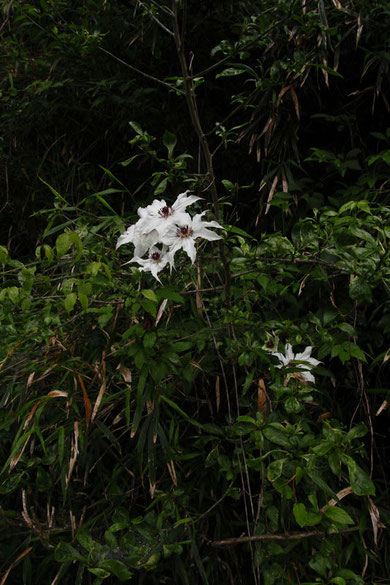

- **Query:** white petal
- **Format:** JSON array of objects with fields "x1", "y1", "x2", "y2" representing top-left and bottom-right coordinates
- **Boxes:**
[
  {"x1": 296, "y1": 346, "x2": 313, "y2": 361},
  {"x1": 116, "y1": 225, "x2": 136, "y2": 249},
  {"x1": 285, "y1": 344, "x2": 294, "y2": 362},
  {"x1": 173, "y1": 191, "x2": 202, "y2": 212},
  {"x1": 301, "y1": 371, "x2": 315, "y2": 384},
  {"x1": 181, "y1": 237, "x2": 197, "y2": 264},
  {"x1": 272, "y1": 352, "x2": 289, "y2": 366},
  {"x1": 194, "y1": 226, "x2": 222, "y2": 241}
]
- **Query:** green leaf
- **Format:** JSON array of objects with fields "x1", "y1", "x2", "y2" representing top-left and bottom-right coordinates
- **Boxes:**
[
  {"x1": 284, "y1": 397, "x2": 302, "y2": 413},
  {"x1": 349, "y1": 278, "x2": 372, "y2": 304},
  {"x1": 350, "y1": 464, "x2": 375, "y2": 496},
  {"x1": 39, "y1": 176, "x2": 68, "y2": 203},
  {"x1": 143, "y1": 332, "x2": 156, "y2": 349},
  {"x1": 263, "y1": 425, "x2": 291, "y2": 448},
  {"x1": 157, "y1": 288, "x2": 185, "y2": 303},
  {"x1": 216, "y1": 67, "x2": 247, "y2": 78},
  {"x1": 293, "y1": 503, "x2": 307, "y2": 527},
  {"x1": 163, "y1": 130, "x2": 177, "y2": 158},
  {"x1": 267, "y1": 458, "x2": 286, "y2": 482},
  {"x1": 78, "y1": 293, "x2": 88, "y2": 311},
  {"x1": 323, "y1": 506, "x2": 354, "y2": 525},
  {"x1": 56, "y1": 231, "x2": 83, "y2": 262},
  {"x1": 142, "y1": 289, "x2": 158, "y2": 303},
  {"x1": 7, "y1": 286, "x2": 19, "y2": 304},
  {"x1": 88, "y1": 567, "x2": 110, "y2": 578},
  {"x1": 345, "y1": 422, "x2": 367, "y2": 441},
  {"x1": 0, "y1": 473, "x2": 23, "y2": 494},
  {"x1": 55, "y1": 542, "x2": 86, "y2": 563},
  {"x1": 0, "y1": 245, "x2": 9, "y2": 266},
  {"x1": 293, "y1": 503, "x2": 322, "y2": 527},
  {"x1": 64, "y1": 292, "x2": 77, "y2": 313},
  {"x1": 154, "y1": 177, "x2": 168, "y2": 195},
  {"x1": 77, "y1": 528, "x2": 95, "y2": 551},
  {"x1": 99, "y1": 559, "x2": 133, "y2": 581}
]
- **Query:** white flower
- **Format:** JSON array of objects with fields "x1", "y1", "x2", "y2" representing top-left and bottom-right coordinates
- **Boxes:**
[
  {"x1": 272, "y1": 343, "x2": 321, "y2": 384},
  {"x1": 137, "y1": 190, "x2": 202, "y2": 236},
  {"x1": 262, "y1": 332, "x2": 280, "y2": 353},
  {"x1": 127, "y1": 246, "x2": 171, "y2": 284},
  {"x1": 116, "y1": 223, "x2": 160, "y2": 257},
  {"x1": 161, "y1": 211, "x2": 223, "y2": 264},
  {"x1": 116, "y1": 191, "x2": 202, "y2": 253}
]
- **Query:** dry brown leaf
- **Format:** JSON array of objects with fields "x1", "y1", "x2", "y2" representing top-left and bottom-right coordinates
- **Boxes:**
[
  {"x1": 319, "y1": 486, "x2": 353, "y2": 513},
  {"x1": 91, "y1": 357, "x2": 107, "y2": 423},
  {"x1": 26, "y1": 372, "x2": 35, "y2": 388},
  {"x1": 66, "y1": 422, "x2": 79, "y2": 486},
  {"x1": 216, "y1": 375, "x2": 220, "y2": 413},
  {"x1": 367, "y1": 496, "x2": 384, "y2": 545},
  {"x1": 265, "y1": 174, "x2": 279, "y2": 215},
  {"x1": 258, "y1": 378, "x2": 267, "y2": 419},
  {"x1": 155, "y1": 298, "x2": 168, "y2": 327},
  {"x1": 78, "y1": 374, "x2": 91, "y2": 428},
  {"x1": 121, "y1": 366, "x2": 132, "y2": 383},
  {"x1": 375, "y1": 400, "x2": 388, "y2": 416},
  {"x1": 0, "y1": 546, "x2": 32, "y2": 585}
]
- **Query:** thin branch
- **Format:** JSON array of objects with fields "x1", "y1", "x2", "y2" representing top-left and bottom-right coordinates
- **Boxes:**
[
  {"x1": 172, "y1": 0, "x2": 231, "y2": 304},
  {"x1": 137, "y1": 0, "x2": 175, "y2": 37},
  {"x1": 210, "y1": 526, "x2": 360, "y2": 547},
  {"x1": 98, "y1": 47, "x2": 184, "y2": 95}
]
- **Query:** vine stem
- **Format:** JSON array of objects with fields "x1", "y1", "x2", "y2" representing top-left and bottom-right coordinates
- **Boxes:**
[
  {"x1": 210, "y1": 526, "x2": 360, "y2": 547},
  {"x1": 171, "y1": 0, "x2": 231, "y2": 304}
]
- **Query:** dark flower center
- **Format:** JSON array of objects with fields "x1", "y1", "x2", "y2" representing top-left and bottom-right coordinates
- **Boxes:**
[
  {"x1": 266, "y1": 341, "x2": 274, "y2": 348},
  {"x1": 177, "y1": 225, "x2": 193, "y2": 238},
  {"x1": 151, "y1": 252, "x2": 161, "y2": 262},
  {"x1": 159, "y1": 206, "x2": 172, "y2": 218}
]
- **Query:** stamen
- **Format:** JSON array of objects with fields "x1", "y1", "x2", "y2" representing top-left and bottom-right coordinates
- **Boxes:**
[
  {"x1": 151, "y1": 252, "x2": 161, "y2": 262},
  {"x1": 177, "y1": 226, "x2": 193, "y2": 238},
  {"x1": 159, "y1": 206, "x2": 172, "y2": 218}
]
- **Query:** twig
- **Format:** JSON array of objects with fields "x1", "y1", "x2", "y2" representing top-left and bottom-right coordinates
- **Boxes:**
[
  {"x1": 210, "y1": 526, "x2": 360, "y2": 547},
  {"x1": 172, "y1": 0, "x2": 231, "y2": 304},
  {"x1": 137, "y1": 0, "x2": 174, "y2": 37},
  {"x1": 98, "y1": 47, "x2": 185, "y2": 95}
]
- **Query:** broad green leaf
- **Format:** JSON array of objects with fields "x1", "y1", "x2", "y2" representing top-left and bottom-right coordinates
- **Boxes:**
[
  {"x1": 55, "y1": 542, "x2": 86, "y2": 563},
  {"x1": 56, "y1": 231, "x2": 83, "y2": 262},
  {"x1": 263, "y1": 425, "x2": 291, "y2": 448},
  {"x1": 64, "y1": 292, "x2": 77, "y2": 313},
  {"x1": 142, "y1": 289, "x2": 158, "y2": 303},
  {"x1": 99, "y1": 559, "x2": 133, "y2": 581},
  {"x1": 284, "y1": 397, "x2": 302, "y2": 413},
  {"x1": 350, "y1": 464, "x2": 375, "y2": 496},
  {"x1": 8, "y1": 287, "x2": 19, "y2": 304},
  {"x1": 324, "y1": 506, "x2": 354, "y2": 525},
  {"x1": 267, "y1": 458, "x2": 286, "y2": 482},
  {"x1": 143, "y1": 332, "x2": 156, "y2": 349},
  {"x1": 77, "y1": 528, "x2": 95, "y2": 551},
  {"x1": 349, "y1": 278, "x2": 372, "y2": 303}
]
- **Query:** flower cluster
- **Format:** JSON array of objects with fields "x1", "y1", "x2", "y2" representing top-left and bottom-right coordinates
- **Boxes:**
[
  {"x1": 116, "y1": 191, "x2": 223, "y2": 282},
  {"x1": 272, "y1": 343, "x2": 321, "y2": 384}
]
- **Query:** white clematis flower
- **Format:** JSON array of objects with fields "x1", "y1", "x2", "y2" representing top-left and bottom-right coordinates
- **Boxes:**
[
  {"x1": 161, "y1": 211, "x2": 223, "y2": 264},
  {"x1": 272, "y1": 343, "x2": 321, "y2": 384},
  {"x1": 127, "y1": 246, "x2": 171, "y2": 284},
  {"x1": 115, "y1": 223, "x2": 160, "y2": 257},
  {"x1": 116, "y1": 191, "x2": 202, "y2": 253},
  {"x1": 137, "y1": 191, "x2": 202, "y2": 236}
]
